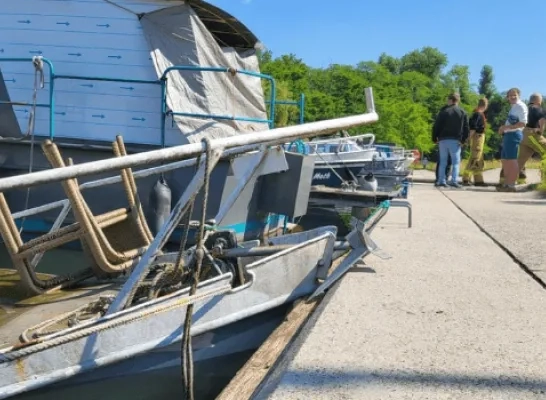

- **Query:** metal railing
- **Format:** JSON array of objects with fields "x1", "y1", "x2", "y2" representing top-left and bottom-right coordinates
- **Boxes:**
[
  {"x1": 265, "y1": 93, "x2": 305, "y2": 125},
  {"x1": 0, "y1": 87, "x2": 378, "y2": 299},
  {"x1": 0, "y1": 58, "x2": 277, "y2": 146}
]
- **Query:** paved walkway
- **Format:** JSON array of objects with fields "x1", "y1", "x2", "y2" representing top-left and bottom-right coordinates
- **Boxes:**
[
  {"x1": 256, "y1": 184, "x2": 546, "y2": 399},
  {"x1": 442, "y1": 189, "x2": 546, "y2": 283},
  {"x1": 411, "y1": 167, "x2": 542, "y2": 185}
]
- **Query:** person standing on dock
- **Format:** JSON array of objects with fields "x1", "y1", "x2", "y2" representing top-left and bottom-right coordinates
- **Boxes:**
[
  {"x1": 432, "y1": 93, "x2": 470, "y2": 188},
  {"x1": 497, "y1": 88, "x2": 528, "y2": 192},
  {"x1": 434, "y1": 153, "x2": 452, "y2": 185},
  {"x1": 462, "y1": 98, "x2": 489, "y2": 186},
  {"x1": 517, "y1": 93, "x2": 546, "y2": 183},
  {"x1": 433, "y1": 105, "x2": 452, "y2": 185}
]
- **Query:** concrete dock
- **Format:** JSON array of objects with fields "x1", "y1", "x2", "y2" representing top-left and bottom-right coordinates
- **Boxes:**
[
  {"x1": 255, "y1": 182, "x2": 546, "y2": 399},
  {"x1": 411, "y1": 167, "x2": 542, "y2": 186}
]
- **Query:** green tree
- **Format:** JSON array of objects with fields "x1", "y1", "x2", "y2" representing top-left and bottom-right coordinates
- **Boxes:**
[
  {"x1": 445, "y1": 64, "x2": 476, "y2": 105},
  {"x1": 478, "y1": 65, "x2": 496, "y2": 99},
  {"x1": 257, "y1": 46, "x2": 509, "y2": 159},
  {"x1": 399, "y1": 47, "x2": 448, "y2": 77},
  {"x1": 378, "y1": 53, "x2": 401, "y2": 74}
]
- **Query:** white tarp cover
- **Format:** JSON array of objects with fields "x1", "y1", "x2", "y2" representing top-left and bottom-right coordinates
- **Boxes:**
[{"x1": 140, "y1": 3, "x2": 269, "y2": 144}]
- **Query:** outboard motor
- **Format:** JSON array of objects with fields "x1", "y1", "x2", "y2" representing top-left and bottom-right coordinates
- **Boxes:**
[
  {"x1": 358, "y1": 172, "x2": 378, "y2": 192},
  {"x1": 148, "y1": 174, "x2": 172, "y2": 236}
]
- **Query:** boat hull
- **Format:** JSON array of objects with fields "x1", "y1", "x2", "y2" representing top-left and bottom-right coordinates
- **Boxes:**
[
  {"x1": 9, "y1": 303, "x2": 290, "y2": 400},
  {"x1": 0, "y1": 227, "x2": 337, "y2": 399},
  {"x1": 311, "y1": 160, "x2": 409, "y2": 190}
]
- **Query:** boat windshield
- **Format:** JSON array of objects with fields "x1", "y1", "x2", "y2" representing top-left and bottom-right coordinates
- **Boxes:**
[{"x1": 284, "y1": 140, "x2": 368, "y2": 155}]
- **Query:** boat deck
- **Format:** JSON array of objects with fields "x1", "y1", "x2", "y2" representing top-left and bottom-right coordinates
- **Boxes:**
[{"x1": 0, "y1": 269, "x2": 120, "y2": 349}]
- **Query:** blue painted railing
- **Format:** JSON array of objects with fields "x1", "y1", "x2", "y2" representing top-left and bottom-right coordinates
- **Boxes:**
[
  {"x1": 0, "y1": 58, "x2": 277, "y2": 147},
  {"x1": 265, "y1": 92, "x2": 305, "y2": 125},
  {"x1": 159, "y1": 65, "x2": 276, "y2": 148}
]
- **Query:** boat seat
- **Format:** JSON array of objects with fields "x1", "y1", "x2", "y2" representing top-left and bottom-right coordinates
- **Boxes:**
[
  {"x1": 41, "y1": 137, "x2": 154, "y2": 276},
  {"x1": 0, "y1": 191, "x2": 133, "y2": 296}
]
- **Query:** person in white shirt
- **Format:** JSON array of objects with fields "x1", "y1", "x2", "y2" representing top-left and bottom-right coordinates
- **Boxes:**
[{"x1": 497, "y1": 88, "x2": 528, "y2": 192}]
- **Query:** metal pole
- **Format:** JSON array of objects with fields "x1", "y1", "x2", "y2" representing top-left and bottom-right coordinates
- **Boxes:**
[
  {"x1": 299, "y1": 93, "x2": 305, "y2": 125},
  {"x1": 0, "y1": 88, "x2": 377, "y2": 192},
  {"x1": 79, "y1": 144, "x2": 262, "y2": 191},
  {"x1": 106, "y1": 147, "x2": 224, "y2": 315},
  {"x1": 365, "y1": 87, "x2": 375, "y2": 114}
]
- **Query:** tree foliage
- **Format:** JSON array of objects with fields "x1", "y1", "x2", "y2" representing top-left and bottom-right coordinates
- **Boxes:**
[
  {"x1": 478, "y1": 65, "x2": 496, "y2": 99},
  {"x1": 257, "y1": 47, "x2": 524, "y2": 158}
]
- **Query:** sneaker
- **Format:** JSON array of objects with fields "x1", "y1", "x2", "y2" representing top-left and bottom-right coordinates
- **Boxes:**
[
  {"x1": 448, "y1": 182, "x2": 462, "y2": 188},
  {"x1": 462, "y1": 181, "x2": 472, "y2": 186},
  {"x1": 436, "y1": 182, "x2": 448, "y2": 188}
]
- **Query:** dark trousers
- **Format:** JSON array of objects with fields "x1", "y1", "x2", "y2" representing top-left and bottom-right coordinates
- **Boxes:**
[{"x1": 435, "y1": 154, "x2": 452, "y2": 181}]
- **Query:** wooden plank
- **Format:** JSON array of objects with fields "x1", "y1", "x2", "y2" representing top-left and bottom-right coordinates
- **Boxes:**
[
  {"x1": 216, "y1": 297, "x2": 320, "y2": 400},
  {"x1": 216, "y1": 255, "x2": 347, "y2": 400}
]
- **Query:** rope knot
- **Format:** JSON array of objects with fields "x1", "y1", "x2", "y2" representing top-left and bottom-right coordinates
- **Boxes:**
[
  {"x1": 194, "y1": 247, "x2": 205, "y2": 263},
  {"x1": 32, "y1": 56, "x2": 45, "y2": 89}
]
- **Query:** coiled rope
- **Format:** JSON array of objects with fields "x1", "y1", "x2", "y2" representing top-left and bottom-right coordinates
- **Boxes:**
[{"x1": 0, "y1": 284, "x2": 231, "y2": 363}]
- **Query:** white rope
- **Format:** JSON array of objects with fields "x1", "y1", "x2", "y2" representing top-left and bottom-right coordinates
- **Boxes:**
[
  {"x1": 17, "y1": 56, "x2": 43, "y2": 236},
  {"x1": 20, "y1": 296, "x2": 114, "y2": 343}
]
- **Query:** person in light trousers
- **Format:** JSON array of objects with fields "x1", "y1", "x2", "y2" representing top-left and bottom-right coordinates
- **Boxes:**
[{"x1": 432, "y1": 93, "x2": 470, "y2": 188}]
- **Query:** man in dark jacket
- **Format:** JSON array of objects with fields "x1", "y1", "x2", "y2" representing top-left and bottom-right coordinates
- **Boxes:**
[{"x1": 432, "y1": 93, "x2": 470, "y2": 188}]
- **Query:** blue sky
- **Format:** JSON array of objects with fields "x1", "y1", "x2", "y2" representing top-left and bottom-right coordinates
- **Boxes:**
[{"x1": 210, "y1": 0, "x2": 544, "y2": 101}]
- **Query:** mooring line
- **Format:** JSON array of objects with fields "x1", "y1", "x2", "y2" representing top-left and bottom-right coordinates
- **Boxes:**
[{"x1": 438, "y1": 189, "x2": 546, "y2": 290}]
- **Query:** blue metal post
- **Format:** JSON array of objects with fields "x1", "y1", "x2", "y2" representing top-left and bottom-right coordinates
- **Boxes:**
[
  {"x1": 299, "y1": 93, "x2": 305, "y2": 125},
  {"x1": 268, "y1": 78, "x2": 276, "y2": 128},
  {"x1": 43, "y1": 59, "x2": 55, "y2": 140},
  {"x1": 160, "y1": 79, "x2": 167, "y2": 148}
]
